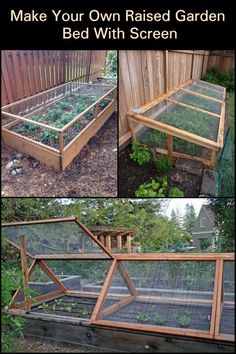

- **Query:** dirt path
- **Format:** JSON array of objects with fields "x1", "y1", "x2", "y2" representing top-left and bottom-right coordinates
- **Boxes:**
[{"x1": 2, "y1": 113, "x2": 117, "y2": 197}]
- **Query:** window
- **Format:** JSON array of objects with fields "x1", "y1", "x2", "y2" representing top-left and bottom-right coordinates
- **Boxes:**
[{"x1": 200, "y1": 217, "x2": 206, "y2": 228}]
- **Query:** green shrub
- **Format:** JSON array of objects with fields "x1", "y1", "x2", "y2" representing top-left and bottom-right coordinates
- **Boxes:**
[
  {"x1": 135, "y1": 177, "x2": 168, "y2": 197},
  {"x1": 2, "y1": 265, "x2": 25, "y2": 352},
  {"x1": 154, "y1": 155, "x2": 173, "y2": 175},
  {"x1": 202, "y1": 66, "x2": 235, "y2": 91},
  {"x1": 130, "y1": 141, "x2": 151, "y2": 165},
  {"x1": 168, "y1": 187, "x2": 184, "y2": 197},
  {"x1": 105, "y1": 50, "x2": 117, "y2": 78}
]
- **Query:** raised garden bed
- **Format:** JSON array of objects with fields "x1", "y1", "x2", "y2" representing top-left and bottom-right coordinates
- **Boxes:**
[
  {"x1": 128, "y1": 79, "x2": 226, "y2": 169},
  {"x1": 2, "y1": 81, "x2": 116, "y2": 170}
]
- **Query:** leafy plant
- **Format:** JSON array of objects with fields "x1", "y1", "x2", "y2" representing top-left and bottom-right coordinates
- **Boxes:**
[
  {"x1": 155, "y1": 314, "x2": 166, "y2": 324},
  {"x1": 39, "y1": 302, "x2": 48, "y2": 310},
  {"x1": 154, "y1": 155, "x2": 173, "y2": 175},
  {"x1": 81, "y1": 307, "x2": 89, "y2": 316},
  {"x1": 51, "y1": 303, "x2": 57, "y2": 312},
  {"x1": 2, "y1": 265, "x2": 25, "y2": 352},
  {"x1": 168, "y1": 187, "x2": 184, "y2": 197},
  {"x1": 137, "y1": 313, "x2": 150, "y2": 323},
  {"x1": 105, "y1": 50, "x2": 117, "y2": 78},
  {"x1": 42, "y1": 130, "x2": 59, "y2": 143},
  {"x1": 65, "y1": 305, "x2": 73, "y2": 313},
  {"x1": 135, "y1": 177, "x2": 168, "y2": 197},
  {"x1": 130, "y1": 141, "x2": 151, "y2": 165},
  {"x1": 202, "y1": 66, "x2": 235, "y2": 91},
  {"x1": 178, "y1": 314, "x2": 191, "y2": 327}
]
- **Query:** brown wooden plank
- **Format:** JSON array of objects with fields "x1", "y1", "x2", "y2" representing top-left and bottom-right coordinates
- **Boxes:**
[
  {"x1": 155, "y1": 147, "x2": 212, "y2": 167},
  {"x1": 114, "y1": 253, "x2": 234, "y2": 261},
  {"x1": 9, "y1": 259, "x2": 37, "y2": 308},
  {"x1": 90, "y1": 260, "x2": 118, "y2": 321},
  {"x1": 2, "y1": 128, "x2": 61, "y2": 170},
  {"x1": 213, "y1": 259, "x2": 224, "y2": 337},
  {"x1": 24, "y1": 317, "x2": 236, "y2": 351},
  {"x1": 2, "y1": 111, "x2": 61, "y2": 132},
  {"x1": 101, "y1": 295, "x2": 136, "y2": 319},
  {"x1": 167, "y1": 134, "x2": 173, "y2": 158},
  {"x1": 91, "y1": 320, "x2": 213, "y2": 339},
  {"x1": 62, "y1": 100, "x2": 115, "y2": 170},
  {"x1": 2, "y1": 217, "x2": 76, "y2": 227},
  {"x1": 75, "y1": 218, "x2": 113, "y2": 259},
  {"x1": 180, "y1": 88, "x2": 223, "y2": 103},
  {"x1": 217, "y1": 100, "x2": 225, "y2": 148},
  {"x1": 19, "y1": 235, "x2": 31, "y2": 313},
  {"x1": 34, "y1": 254, "x2": 110, "y2": 260},
  {"x1": 118, "y1": 262, "x2": 137, "y2": 297},
  {"x1": 38, "y1": 260, "x2": 67, "y2": 292}
]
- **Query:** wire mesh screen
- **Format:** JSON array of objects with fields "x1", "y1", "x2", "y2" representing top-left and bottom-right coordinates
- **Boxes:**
[
  {"x1": 136, "y1": 126, "x2": 167, "y2": 150},
  {"x1": 168, "y1": 90, "x2": 222, "y2": 115},
  {"x1": 100, "y1": 261, "x2": 216, "y2": 333},
  {"x1": 173, "y1": 137, "x2": 212, "y2": 159},
  {"x1": 45, "y1": 260, "x2": 112, "y2": 294},
  {"x1": 184, "y1": 82, "x2": 224, "y2": 101},
  {"x1": 14, "y1": 261, "x2": 63, "y2": 303},
  {"x1": 219, "y1": 261, "x2": 235, "y2": 336},
  {"x1": 216, "y1": 129, "x2": 235, "y2": 197},
  {"x1": 2, "y1": 82, "x2": 113, "y2": 117},
  {"x1": 142, "y1": 101, "x2": 219, "y2": 142},
  {"x1": 192, "y1": 80, "x2": 224, "y2": 93},
  {"x1": 3, "y1": 221, "x2": 109, "y2": 257}
]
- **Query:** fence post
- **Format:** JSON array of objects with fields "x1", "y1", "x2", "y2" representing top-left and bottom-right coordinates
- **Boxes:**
[{"x1": 19, "y1": 235, "x2": 31, "y2": 313}]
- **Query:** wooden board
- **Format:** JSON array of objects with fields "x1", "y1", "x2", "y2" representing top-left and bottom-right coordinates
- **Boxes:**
[
  {"x1": 62, "y1": 100, "x2": 115, "y2": 170},
  {"x1": 2, "y1": 128, "x2": 61, "y2": 170},
  {"x1": 23, "y1": 316, "x2": 235, "y2": 352}
]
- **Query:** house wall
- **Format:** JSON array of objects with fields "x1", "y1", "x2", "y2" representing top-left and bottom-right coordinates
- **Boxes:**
[{"x1": 192, "y1": 207, "x2": 214, "y2": 249}]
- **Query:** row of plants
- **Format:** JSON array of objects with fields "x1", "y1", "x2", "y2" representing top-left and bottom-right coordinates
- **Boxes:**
[
  {"x1": 13, "y1": 95, "x2": 109, "y2": 146},
  {"x1": 137, "y1": 312, "x2": 192, "y2": 328},
  {"x1": 129, "y1": 141, "x2": 184, "y2": 197},
  {"x1": 38, "y1": 299, "x2": 90, "y2": 316}
]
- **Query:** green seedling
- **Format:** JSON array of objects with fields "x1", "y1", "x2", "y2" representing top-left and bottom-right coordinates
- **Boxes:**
[
  {"x1": 51, "y1": 303, "x2": 57, "y2": 312},
  {"x1": 65, "y1": 305, "x2": 73, "y2": 313},
  {"x1": 38, "y1": 302, "x2": 48, "y2": 310},
  {"x1": 155, "y1": 314, "x2": 166, "y2": 325},
  {"x1": 137, "y1": 313, "x2": 150, "y2": 323},
  {"x1": 178, "y1": 314, "x2": 191, "y2": 327},
  {"x1": 81, "y1": 308, "x2": 89, "y2": 316}
]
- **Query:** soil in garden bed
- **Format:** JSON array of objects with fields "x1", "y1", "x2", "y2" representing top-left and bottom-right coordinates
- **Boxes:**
[
  {"x1": 105, "y1": 300, "x2": 234, "y2": 334},
  {"x1": 2, "y1": 112, "x2": 117, "y2": 197},
  {"x1": 31, "y1": 295, "x2": 97, "y2": 319},
  {"x1": 118, "y1": 145, "x2": 201, "y2": 197},
  {"x1": 10, "y1": 95, "x2": 110, "y2": 149}
]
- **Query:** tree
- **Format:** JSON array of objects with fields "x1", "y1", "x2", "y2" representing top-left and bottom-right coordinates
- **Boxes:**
[
  {"x1": 170, "y1": 209, "x2": 181, "y2": 229},
  {"x1": 208, "y1": 198, "x2": 235, "y2": 251},
  {"x1": 182, "y1": 204, "x2": 197, "y2": 233}
]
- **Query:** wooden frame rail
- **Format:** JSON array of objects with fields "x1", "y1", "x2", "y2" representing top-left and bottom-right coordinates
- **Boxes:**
[
  {"x1": 128, "y1": 79, "x2": 226, "y2": 169},
  {"x1": 2, "y1": 81, "x2": 117, "y2": 171},
  {"x1": 91, "y1": 254, "x2": 234, "y2": 342}
]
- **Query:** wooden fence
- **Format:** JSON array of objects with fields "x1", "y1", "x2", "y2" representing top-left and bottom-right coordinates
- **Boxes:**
[
  {"x1": 119, "y1": 50, "x2": 234, "y2": 145},
  {"x1": 1, "y1": 50, "x2": 107, "y2": 106}
]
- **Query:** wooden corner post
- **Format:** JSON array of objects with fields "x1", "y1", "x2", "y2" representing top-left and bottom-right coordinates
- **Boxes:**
[{"x1": 19, "y1": 235, "x2": 31, "y2": 313}]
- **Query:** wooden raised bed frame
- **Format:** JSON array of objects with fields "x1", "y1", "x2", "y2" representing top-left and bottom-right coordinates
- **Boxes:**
[
  {"x1": 128, "y1": 79, "x2": 226, "y2": 169},
  {"x1": 2, "y1": 82, "x2": 117, "y2": 171},
  {"x1": 2, "y1": 218, "x2": 234, "y2": 343}
]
